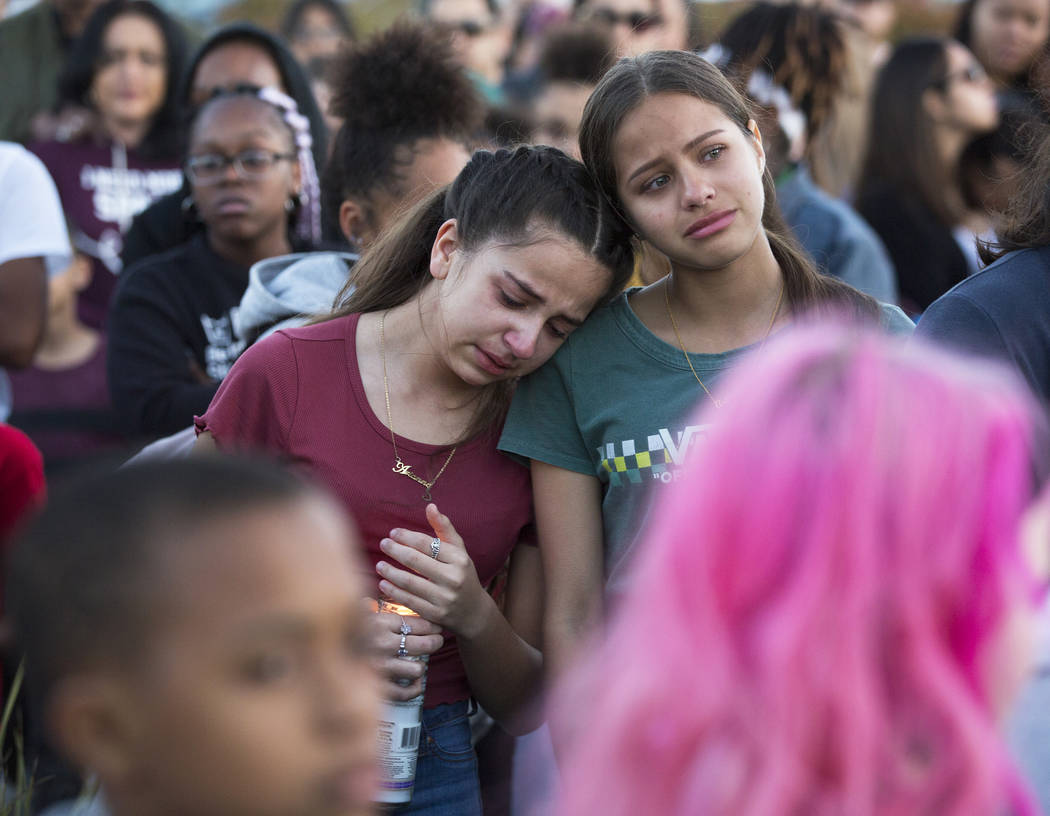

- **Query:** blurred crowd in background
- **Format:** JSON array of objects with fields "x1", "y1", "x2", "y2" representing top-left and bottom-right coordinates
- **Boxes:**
[{"x1": 2, "y1": 0, "x2": 1050, "y2": 814}]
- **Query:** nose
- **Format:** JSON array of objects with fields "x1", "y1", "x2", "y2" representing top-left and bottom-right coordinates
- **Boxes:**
[
  {"x1": 504, "y1": 318, "x2": 543, "y2": 360},
  {"x1": 680, "y1": 166, "x2": 715, "y2": 209},
  {"x1": 218, "y1": 158, "x2": 242, "y2": 184}
]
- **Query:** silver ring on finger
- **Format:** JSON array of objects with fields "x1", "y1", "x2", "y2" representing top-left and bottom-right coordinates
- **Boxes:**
[
  {"x1": 399, "y1": 616, "x2": 411, "y2": 636},
  {"x1": 430, "y1": 537, "x2": 441, "y2": 559},
  {"x1": 397, "y1": 632, "x2": 408, "y2": 659}
]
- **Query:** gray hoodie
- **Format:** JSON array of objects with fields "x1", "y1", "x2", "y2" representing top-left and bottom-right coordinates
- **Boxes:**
[{"x1": 234, "y1": 251, "x2": 358, "y2": 344}]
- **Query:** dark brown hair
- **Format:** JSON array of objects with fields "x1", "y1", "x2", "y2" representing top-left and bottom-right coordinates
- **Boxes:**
[
  {"x1": 979, "y1": 114, "x2": 1050, "y2": 262},
  {"x1": 717, "y1": 1, "x2": 849, "y2": 146},
  {"x1": 327, "y1": 144, "x2": 634, "y2": 440},
  {"x1": 578, "y1": 50, "x2": 877, "y2": 318},
  {"x1": 858, "y1": 38, "x2": 960, "y2": 228}
]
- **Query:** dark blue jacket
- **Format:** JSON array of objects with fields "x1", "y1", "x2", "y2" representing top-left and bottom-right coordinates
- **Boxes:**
[{"x1": 918, "y1": 245, "x2": 1050, "y2": 401}]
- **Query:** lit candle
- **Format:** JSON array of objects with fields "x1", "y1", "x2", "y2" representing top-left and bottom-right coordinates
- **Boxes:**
[{"x1": 374, "y1": 600, "x2": 429, "y2": 807}]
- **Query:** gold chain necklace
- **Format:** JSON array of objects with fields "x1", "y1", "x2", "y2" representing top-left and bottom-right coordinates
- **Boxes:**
[
  {"x1": 380, "y1": 311, "x2": 457, "y2": 502},
  {"x1": 663, "y1": 277, "x2": 785, "y2": 409}
]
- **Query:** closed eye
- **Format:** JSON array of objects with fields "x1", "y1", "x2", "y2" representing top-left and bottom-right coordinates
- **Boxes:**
[
  {"x1": 546, "y1": 322, "x2": 569, "y2": 340},
  {"x1": 499, "y1": 290, "x2": 526, "y2": 308}
]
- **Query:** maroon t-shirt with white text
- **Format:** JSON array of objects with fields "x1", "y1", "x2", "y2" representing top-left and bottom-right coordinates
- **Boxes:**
[
  {"x1": 195, "y1": 313, "x2": 535, "y2": 707},
  {"x1": 31, "y1": 139, "x2": 182, "y2": 328}
]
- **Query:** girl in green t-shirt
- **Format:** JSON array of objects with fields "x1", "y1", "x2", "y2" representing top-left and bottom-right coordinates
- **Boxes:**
[{"x1": 504, "y1": 50, "x2": 893, "y2": 684}]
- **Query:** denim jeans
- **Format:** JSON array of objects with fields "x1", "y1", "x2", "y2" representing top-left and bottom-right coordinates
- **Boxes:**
[{"x1": 391, "y1": 701, "x2": 482, "y2": 816}]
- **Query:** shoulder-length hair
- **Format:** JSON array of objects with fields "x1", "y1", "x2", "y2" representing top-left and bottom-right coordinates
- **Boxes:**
[
  {"x1": 57, "y1": 0, "x2": 188, "y2": 160},
  {"x1": 579, "y1": 50, "x2": 878, "y2": 319},
  {"x1": 554, "y1": 322, "x2": 1044, "y2": 816},
  {"x1": 859, "y1": 37, "x2": 960, "y2": 228}
]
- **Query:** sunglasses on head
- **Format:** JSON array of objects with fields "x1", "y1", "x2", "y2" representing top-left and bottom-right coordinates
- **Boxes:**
[{"x1": 589, "y1": 7, "x2": 664, "y2": 32}]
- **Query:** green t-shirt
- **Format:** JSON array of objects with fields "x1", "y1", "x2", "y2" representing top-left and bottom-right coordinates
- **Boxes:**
[{"x1": 498, "y1": 290, "x2": 912, "y2": 595}]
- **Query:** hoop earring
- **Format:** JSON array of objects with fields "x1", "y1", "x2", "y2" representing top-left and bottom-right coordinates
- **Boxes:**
[{"x1": 180, "y1": 195, "x2": 199, "y2": 222}]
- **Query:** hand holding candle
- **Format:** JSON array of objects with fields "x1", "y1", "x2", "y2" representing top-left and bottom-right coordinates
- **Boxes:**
[
  {"x1": 364, "y1": 597, "x2": 443, "y2": 702},
  {"x1": 375, "y1": 503, "x2": 492, "y2": 642}
]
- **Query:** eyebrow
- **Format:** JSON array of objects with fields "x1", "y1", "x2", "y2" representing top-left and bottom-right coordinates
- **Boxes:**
[
  {"x1": 625, "y1": 129, "x2": 726, "y2": 184},
  {"x1": 504, "y1": 271, "x2": 584, "y2": 326},
  {"x1": 194, "y1": 131, "x2": 284, "y2": 148}
]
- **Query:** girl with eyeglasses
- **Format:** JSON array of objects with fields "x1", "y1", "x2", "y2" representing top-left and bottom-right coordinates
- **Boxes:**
[
  {"x1": 120, "y1": 22, "x2": 333, "y2": 270},
  {"x1": 107, "y1": 85, "x2": 320, "y2": 440},
  {"x1": 857, "y1": 37, "x2": 1000, "y2": 316}
]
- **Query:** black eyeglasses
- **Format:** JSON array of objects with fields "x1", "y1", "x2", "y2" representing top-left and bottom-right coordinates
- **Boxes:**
[
  {"x1": 185, "y1": 150, "x2": 296, "y2": 184},
  {"x1": 932, "y1": 63, "x2": 988, "y2": 90},
  {"x1": 587, "y1": 7, "x2": 664, "y2": 32}
]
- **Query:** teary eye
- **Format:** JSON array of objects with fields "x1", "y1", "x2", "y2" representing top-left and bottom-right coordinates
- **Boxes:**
[{"x1": 642, "y1": 174, "x2": 670, "y2": 192}]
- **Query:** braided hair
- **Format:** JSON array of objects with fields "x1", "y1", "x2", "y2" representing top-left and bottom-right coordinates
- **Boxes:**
[
  {"x1": 190, "y1": 84, "x2": 322, "y2": 245},
  {"x1": 714, "y1": 2, "x2": 849, "y2": 148},
  {"x1": 326, "y1": 144, "x2": 635, "y2": 440}
]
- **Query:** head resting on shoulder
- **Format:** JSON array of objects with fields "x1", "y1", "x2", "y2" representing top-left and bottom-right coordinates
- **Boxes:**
[
  {"x1": 329, "y1": 144, "x2": 634, "y2": 440},
  {"x1": 334, "y1": 143, "x2": 634, "y2": 315}
]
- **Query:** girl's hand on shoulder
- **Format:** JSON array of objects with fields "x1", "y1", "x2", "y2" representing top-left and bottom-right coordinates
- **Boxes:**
[
  {"x1": 375, "y1": 503, "x2": 493, "y2": 641},
  {"x1": 363, "y1": 597, "x2": 444, "y2": 702}
]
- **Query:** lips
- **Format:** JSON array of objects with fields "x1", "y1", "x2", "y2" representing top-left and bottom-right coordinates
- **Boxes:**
[
  {"x1": 683, "y1": 209, "x2": 736, "y2": 239},
  {"x1": 474, "y1": 346, "x2": 512, "y2": 376},
  {"x1": 214, "y1": 196, "x2": 251, "y2": 216}
]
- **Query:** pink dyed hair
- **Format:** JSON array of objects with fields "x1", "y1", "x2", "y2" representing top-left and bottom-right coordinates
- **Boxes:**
[{"x1": 554, "y1": 323, "x2": 1045, "y2": 816}]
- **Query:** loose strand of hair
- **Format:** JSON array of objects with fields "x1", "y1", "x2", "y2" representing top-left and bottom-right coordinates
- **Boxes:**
[{"x1": 327, "y1": 187, "x2": 449, "y2": 318}]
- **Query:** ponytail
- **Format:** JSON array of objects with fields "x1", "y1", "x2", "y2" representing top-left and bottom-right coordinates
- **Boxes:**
[{"x1": 761, "y1": 171, "x2": 879, "y2": 319}]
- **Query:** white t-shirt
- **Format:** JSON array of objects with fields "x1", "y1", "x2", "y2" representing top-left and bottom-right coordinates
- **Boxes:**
[
  {"x1": 0, "y1": 141, "x2": 72, "y2": 419},
  {"x1": 0, "y1": 141, "x2": 72, "y2": 272}
]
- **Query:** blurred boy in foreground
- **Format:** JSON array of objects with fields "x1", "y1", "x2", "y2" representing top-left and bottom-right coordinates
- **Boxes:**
[{"x1": 7, "y1": 457, "x2": 379, "y2": 816}]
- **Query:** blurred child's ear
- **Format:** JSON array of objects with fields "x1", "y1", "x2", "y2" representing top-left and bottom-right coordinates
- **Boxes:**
[{"x1": 47, "y1": 674, "x2": 142, "y2": 784}]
